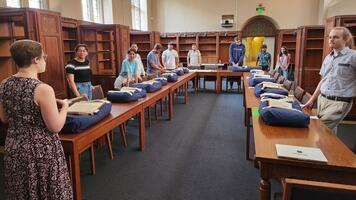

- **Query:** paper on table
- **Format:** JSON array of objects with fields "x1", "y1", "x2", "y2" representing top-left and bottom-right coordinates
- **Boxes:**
[{"x1": 276, "y1": 144, "x2": 328, "y2": 163}]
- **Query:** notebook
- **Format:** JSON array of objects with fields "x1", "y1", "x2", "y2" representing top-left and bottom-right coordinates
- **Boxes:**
[{"x1": 276, "y1": 144, "x2": 328, "y2": 163}]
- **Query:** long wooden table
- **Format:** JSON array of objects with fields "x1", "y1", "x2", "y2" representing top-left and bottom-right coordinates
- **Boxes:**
[
  {"x1": 60, "y1": 101, "x2": 144, "y2": 200},
  {"x1": 242, "y1": 72, "x2": 260, "y2": 160},
  {"x1": 253, "y1": 107, "x2": 356, "y2": 200},
  {"x1": 192, "y1": 70, "x2": 244, "y2": 94},
  {"x1": 60, "y1": 72, "x2": 196, "y2": 200},
  {"x1": 241, "y1": 72, "x2": 356, "y2": 199}
]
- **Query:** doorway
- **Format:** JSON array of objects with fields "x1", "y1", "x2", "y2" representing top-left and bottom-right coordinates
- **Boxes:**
[{"x1": 241, "y1": 16, "x2": 278, "y2": 69}]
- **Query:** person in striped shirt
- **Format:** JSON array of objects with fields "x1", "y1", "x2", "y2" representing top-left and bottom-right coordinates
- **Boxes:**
[{"x1": 65, "y1": 44, "x2": 93, "y2": 100}]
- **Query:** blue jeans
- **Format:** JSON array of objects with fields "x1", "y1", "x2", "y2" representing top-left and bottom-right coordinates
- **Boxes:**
[
  {"x1": 76, "y1": 82, "x2": 93, "y2": 100},
  {"x1": 281, "y1": 68, "x2": 288, "y2": 80}
]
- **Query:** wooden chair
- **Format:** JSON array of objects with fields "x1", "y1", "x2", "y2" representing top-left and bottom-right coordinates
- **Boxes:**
[
  {"x1": 92, "y1": 85, "x2": 105, "y2": 100},
  {"x1": 282, "y1": 80, "x2": 292, "y2": 91},
  {"x1": 293, "y1": 86, "x2": 305, "y2": 102},
  {"x1": 203, "y1": 65, "x2": 218, "y2": 91},
  {"x1": 273, "y1": 72, "x2": 280, "y2": 80},
  {"x1": 281, "y1": 178, "x2": 356, "y2": 200},
  {"x1": 277, "y1": 75, "x2": 285, "y2": 84},
  {"x1": 301, "y1": 92, "x2": 312, "y2": 104},
  {"x1": 269, "y1": 69, "x2": 277, "y2": 76},
  {"x1": 0, "y1": 145, "x2": 4, "y2": 155}
]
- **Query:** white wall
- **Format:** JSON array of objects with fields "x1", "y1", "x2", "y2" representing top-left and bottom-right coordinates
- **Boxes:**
[{"x1": 150, "y1": 0, "x2": 321, "y2": 32}]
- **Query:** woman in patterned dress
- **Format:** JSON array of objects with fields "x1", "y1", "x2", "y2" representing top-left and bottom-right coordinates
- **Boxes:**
[{"x1": 0, "y1": 40, "x2": 73, "y2": 199}]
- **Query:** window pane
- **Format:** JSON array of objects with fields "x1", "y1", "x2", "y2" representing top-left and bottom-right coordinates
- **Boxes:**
[
  {"x1": 6, "y1": 0, "x2": 21, "y2": 7},
  {"x1": 29, "y1": 0, "x2": 41, "y2": 8},
  {"x1": 82, "y1": 0, "x2": 91, "y2": 21}
]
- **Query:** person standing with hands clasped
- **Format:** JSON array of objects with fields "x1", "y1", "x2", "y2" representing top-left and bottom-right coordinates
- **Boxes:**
[
  {"x1": 0, "y1": 40, "x2": 73, "y2": 199},
  {"x1": 228, "y1": 37, "x2": 245, "y2": 91},
  {"x1": 256, "y1": 44, "x2": 272, "y2": 71},
  {"x1": 65, "y1": 44, "x2": 93, "y2": 100},
  {"x1": 304, "y1": 27, "x2": 356, "y2": 133}
]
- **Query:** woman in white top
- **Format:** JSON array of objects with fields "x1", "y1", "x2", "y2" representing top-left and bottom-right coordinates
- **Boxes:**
[
  {"x1": 187, "y1": 44, "x2": 202, "y2": 66},
  {"x1": 131, "y1": 44, "x2": 146, "y2": 80}
]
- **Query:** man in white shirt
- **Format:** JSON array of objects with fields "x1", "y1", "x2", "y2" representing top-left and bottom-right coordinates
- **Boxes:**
[
  {"x1": 187, "y1": 44, "x2": 201, "y2": 66},
  {"x1": 162, "y1": 42, "x2": 179, "y2": 70}
]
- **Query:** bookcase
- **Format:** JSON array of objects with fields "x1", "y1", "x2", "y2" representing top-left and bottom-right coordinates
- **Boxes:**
[
  {"x1": 198, "y1": 32, "x2": 218, "y2": 63},
  {"x1": 177, "y1": 33, "x2": 198, "y2": 64},
  {"x1": 323, "y1": 15, "x2": 356, "y2": 120},
  {"x1": 80, "y1": 25, "x2": 117, "y2": 76},
  {"x1": 0, "y1": 8, "x2": 67, "y2": 98},
  {"x1": 130, "y1": 31, "x2": 153, "y2": 68},
  {"x1": 80, "y1": 24, "x2": 130, "y2": 94},
  {"x1": 0, "y1": 13, "x2": 25, "y2": 82},
  {"x1": 160, "y1": 33, "x2": 178, "y2": 52},
  {"x1": 218, "y1": 31, "x2": 238, "y2": 64},
  {"x1": 61, "y1": 17, "x2": 80, "y2": 65},
  {"x1": 276, "y1": 29, "x2": 297, "y2": 73},
  {"x1": 294, "y1": 26, "x2": 324, "y2": 94}
]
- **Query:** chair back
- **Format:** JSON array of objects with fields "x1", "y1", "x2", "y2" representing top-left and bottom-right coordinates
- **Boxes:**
[
  {"x1": 283, "y1": 80, "x2": 292, "y2": 90},
  {"x1": 282, "y1": 178, "x2": 356, "y2": 200},
  {"x1": 294, "y1": 86, "x2": 305, "y2": 102},
  {"x1": 92, "y1": 85, "x2": 105, "y2": 100}
]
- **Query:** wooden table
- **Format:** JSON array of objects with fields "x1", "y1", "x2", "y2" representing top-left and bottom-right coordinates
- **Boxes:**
[
  {"x1": 217, "y1": 70, "x2": 243, "y2": 93},
  {"x1": 169, "y1": 72, "x2": 196, "y2": 118},
  {"x1": 192, "y1": 70, "x2": 219, "y2": 94},
  {"x1": 60, "y1": 102, "x2": 144, "y2": 200},
  {"x1": 242, "y1": 72, "x2": 260, "y2": 160},
  {"x1": 252, "y1": 107, "x2": 356, "y2": 200}
]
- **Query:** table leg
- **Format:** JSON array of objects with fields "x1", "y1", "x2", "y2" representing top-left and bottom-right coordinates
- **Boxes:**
[
  {"x1": 184, "y1": 82, "x2": 188, "y2": 104},
  {"x1": 169, "y1": 92, "x2": 173, "y2": 120},
  {"x1": 246, "y1": 108, "x2": 251, "y2": 160},
  {"x1": 194, "y1": 76, "x2": 198, "y2": 94},
  {"x1": 70, "y1": 147, "x2": 81, "y2": 200},
  {"x1": 216, "y1": 74, "x2": 221, "y2": 94},
  {"x1": 139, "y1": 110, "x2": 145, "y2": 151},
  {"x1": 260, "y1": 178, "x2": 271, "y2": 200}
]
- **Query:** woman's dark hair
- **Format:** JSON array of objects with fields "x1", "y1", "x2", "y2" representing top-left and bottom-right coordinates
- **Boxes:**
[
  {"x1": 279, "y1": 46, "x2": 288, "y2": 57},
  {"x1": 127, "y1": 47, "x2": 137, "y2": 54},
  {"x1": 10, "y1": 39, "x2": 42, "y2": 68},
  {"x1": 74, "y1": 44, "x2": 88, "y2": 52}
]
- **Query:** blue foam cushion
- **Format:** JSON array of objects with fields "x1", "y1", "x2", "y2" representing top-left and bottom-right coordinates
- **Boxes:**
[
  {"x1": 248, "y1": 77, "x2": 275, "y2": 87},
  {"x1": 107, "y1": 89, "x2": 146, "y2": 102},
  {"x1": 231, "y1": 66, "x2": 255, "y2": 72},
  {"x1": 254, "y1": 83, "x2": 289, "y2": 97},
  {"x1": 259, "y1": 100, "x2": 310, "y2": 127},
  {"x1": 174, "y1": 68, "x2": 184, "y2": 76},
  {"x1": 131, "y1": 81, "x2": 162, "y2": 93},
  {"x1": 154, "y1": 77, "x2": 168, "y2": 86},
  {"x1": 182, "y1": 67, "x2": 189, "y2": 73},
  {"x1": 162, "y1": 73, "x2": 178, "y2": 82},
  {"x1": 61, "y1": 103, "x2": 112, "y2": 133}
]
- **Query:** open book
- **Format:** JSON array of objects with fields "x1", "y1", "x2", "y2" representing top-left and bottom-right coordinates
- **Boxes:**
[
  {"x1": 276, "y1": 144, "x2": 328, "y2": 163},
  {"x1": 68, "y1": 101, "x2": 105, "y2": 115}
]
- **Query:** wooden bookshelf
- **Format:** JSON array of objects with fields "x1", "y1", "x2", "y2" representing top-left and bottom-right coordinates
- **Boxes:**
[
  {"x1": 178, "y1": 33, "x2": 197, "y2": 64},
  {"x1": 276, "y1": 29, "x2": 297, "y2": 73},
  {"x1": 295, "y1": 26, "x2": 324, "y2": 94},
  {"x1": 61, "y1": 17, "x2": 80, "y2": 65},
  {"x1": 160, "y1": 33, "x2": 178, "y2": 52},
  {"x1": 218, "y1": 31, "x2": 238, "y2": 64},
  {"x1": 80, "y1": 24, "x2": 130, "y2": 94},
  {"x1": 198, "y1": 33, "x2": 218, "y2": 63},
  {"x1": 323, "y1": 15, "x2": 356, "y2": 120},
  {"x1": 0, "y1": 8, "x2": 67, "y2": 98},
  {"x1": 130, "y1": 31, "x2": 152, "y2": 68}
]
